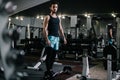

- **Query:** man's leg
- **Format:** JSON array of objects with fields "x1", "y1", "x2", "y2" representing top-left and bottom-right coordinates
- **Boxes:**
[
  {"x1": 45, "y1": 47, "x2": 54, "y2": 72},
  {"x1": 44, "y1": 46, "x2": 55, "y2": 79},
  {"x1": 49, "y1": 49, "x2": 57, "y2": 70},
  {"x1": 44, "y1": 36, "x2": 59, "y2": 79}
]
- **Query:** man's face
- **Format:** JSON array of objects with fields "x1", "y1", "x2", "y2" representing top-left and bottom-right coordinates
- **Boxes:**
[{"x1": 50, "y1": 4, "x2": 58, "y2": 13}]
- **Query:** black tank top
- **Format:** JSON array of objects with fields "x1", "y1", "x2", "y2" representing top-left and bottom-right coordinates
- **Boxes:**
[{"x1": 48, "y1": 15, "x2": 60, "y2": 37}]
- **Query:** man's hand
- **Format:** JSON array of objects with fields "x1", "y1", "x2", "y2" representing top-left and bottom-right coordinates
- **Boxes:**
[
  {"x1": 46, "y1": 39, "x2": 51, "y2": 46},
  {"x1": 64, "y1": 38, "x2": 67, "y2": 44}
]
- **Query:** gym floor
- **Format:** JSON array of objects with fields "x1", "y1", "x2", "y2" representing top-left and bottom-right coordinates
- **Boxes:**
[
  {"x1": 15, "y1": 54, "x2": 110, "y2": 80},
  {"x1": 0, "y1": 53, "x2": 120, "y2": 80}
]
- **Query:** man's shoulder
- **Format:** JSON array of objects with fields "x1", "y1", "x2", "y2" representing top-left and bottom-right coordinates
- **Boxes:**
[
  {"x1": 45, "y1": 15, "x2": 50, "y2": 18},
  {"x1": 44, "y1": 15, "x2": 50, "y2": 20}
]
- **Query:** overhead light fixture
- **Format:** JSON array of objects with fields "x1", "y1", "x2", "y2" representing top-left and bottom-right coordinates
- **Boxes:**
[
  {"x1": 84, "y1": 13, "x2": 91, "y2": 18},
  {"x1": 40, "y1": 16, "x2": 44, "y2": 20},
  {"x1": 111, "y1": 13, "x2": 116, "y2": 18},
  {"x1": 58, "y1": 15, "x2": 61, "y2": 18},
  {"x1": 36, "y1": 15, "x2": 40, "y2": 19},
  {"x1": 87, "y1": 15, "x2": 90, "y2": 18},
  {"x1": 8, "y1": 17, "x2": 11, "y2": 21},
  {"x1": 16, "y1": 16, "x2": 19, "y2": 20},
  {"x1": 84, "y1": 13, "x2": 88, "y2": 17},
  {"x1": 58, "y1": 14, "x2": 66, "y2": 19},
  {"x1": 20, "y1": 16, "x2": 23, "y2": 21},
  {"x1": 61, "y1": 15, "x2": 65, "y2": 19},
  {"x1": 82, "y1": 24, "x2": 85, "y2": 27}
]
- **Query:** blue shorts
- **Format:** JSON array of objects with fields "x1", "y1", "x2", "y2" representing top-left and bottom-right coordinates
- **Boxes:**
[{"x1": 48, "y1": 36, "x2": 60, "y2": 50}]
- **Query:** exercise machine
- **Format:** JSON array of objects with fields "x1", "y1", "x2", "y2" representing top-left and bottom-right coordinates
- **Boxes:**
[
  {"x1": 77, "y1": 43, "x2": 90, "y2": 80},
  {"x1": 26, "y1": 47, "x2": 46, "y2": 70},
  {"x1": 103, "y1": 44, "x2": 120, "y2": 80}
]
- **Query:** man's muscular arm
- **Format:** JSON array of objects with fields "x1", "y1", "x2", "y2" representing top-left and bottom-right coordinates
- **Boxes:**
[
  {"x1": 59, "y1": 18, "x2": 67, "y2": 44},
  {"x1": 43, "y1": 15, "x2": 51, "y2": 45}
]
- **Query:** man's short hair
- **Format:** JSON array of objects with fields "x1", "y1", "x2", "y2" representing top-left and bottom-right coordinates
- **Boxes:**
[
  {"x1": 50, "y1": 1, "x2": 59, "y2": 7},
  {"x1": 108, "y1": 23, "x2": 113, "y2": 29}
]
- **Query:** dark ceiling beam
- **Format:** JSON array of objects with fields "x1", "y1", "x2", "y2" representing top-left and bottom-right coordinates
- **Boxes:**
[
  {"x1": 11, "y1": 0, "x2": 120, "y2": 17},
  {"x1": 10, "y1": 0, "x2": 50, "y2": 16}
]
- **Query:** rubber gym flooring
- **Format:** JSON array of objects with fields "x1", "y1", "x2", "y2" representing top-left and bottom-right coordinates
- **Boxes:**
[{"x1": 0, "y1": 54, "x2": 120, "y2": 80}]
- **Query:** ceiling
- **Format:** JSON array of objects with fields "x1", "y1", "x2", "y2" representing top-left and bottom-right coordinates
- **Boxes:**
[{"x1": 11, "y1": 0, "x2": 120, "y2": 18}]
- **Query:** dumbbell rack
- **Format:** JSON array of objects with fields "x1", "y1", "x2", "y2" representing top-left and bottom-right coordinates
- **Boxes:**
[{"x1": 26, "y1": 47, "x2": 46, "y2": 70}]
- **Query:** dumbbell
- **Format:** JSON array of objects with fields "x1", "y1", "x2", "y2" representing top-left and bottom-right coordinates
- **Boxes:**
[{"x1": 63, "y1": 66, "x2": 72, "y2": 74}]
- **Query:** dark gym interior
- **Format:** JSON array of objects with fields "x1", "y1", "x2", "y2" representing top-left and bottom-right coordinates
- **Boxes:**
[{"x1": 0, "y1": 0, "x2": 120, "y2": 80}]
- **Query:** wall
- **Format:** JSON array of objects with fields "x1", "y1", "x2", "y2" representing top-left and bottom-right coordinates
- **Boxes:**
[
  {"x1": 10, "y1": 16, "x2": 71, "y2": 43},
  {"x1": 10, "y1": 15, "x2": 119, "y2": 45}
]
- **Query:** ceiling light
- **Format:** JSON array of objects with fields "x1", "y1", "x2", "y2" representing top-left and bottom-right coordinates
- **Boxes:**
[
  {"x1": 82, "y1": 24, "x2": 85, "y2": 27},
  {"x1": 40, "y1": 16, "x2": 44, "y2": 20},
  {"x1": 8, "y1": 17, "x2": 11, "y2": 21},
  {"x1": 62, "y1": 15, "x2": 65, "y2": 19},
  {"x1": 84, "y1": 13, "x2": 91, "y2": 18},
  {"x1": 20, "y1": 17, "x2": 23, "y2": 21},
  {"x1": 87, "y1": 15, "x2": 91, "y2": 18},
  {"x1": 84, "y1": 13, "x2": 88, "y2": 17},
  {"x1": 36, "y1": 15, "x2": 40, "y2": 19},
  {"x1": 16, "y1": 16, "x2": 19, "y2": 20},
  {"x1": 58, "y1": 15, "x2": 61, "y2": 18},
  {"x1": 111, "y1": 13, "x2": 116, "y2": 18}
]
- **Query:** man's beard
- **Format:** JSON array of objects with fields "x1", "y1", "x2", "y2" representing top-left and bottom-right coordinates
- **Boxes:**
[
  {"x1": 52, "y1": 10, "x2": 57, "y2": 13},
  {"x1": 53, "y1": 11, "x2": 56, "y2": 13}
]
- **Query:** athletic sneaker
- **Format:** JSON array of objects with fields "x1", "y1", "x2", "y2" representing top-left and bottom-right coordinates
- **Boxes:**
[
  {"x1": 43, "y1": 71, "x2": 55, "y2": 80},
  {"x1": 50, "y1": 70, "x2": 55, "y2": 76}
]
